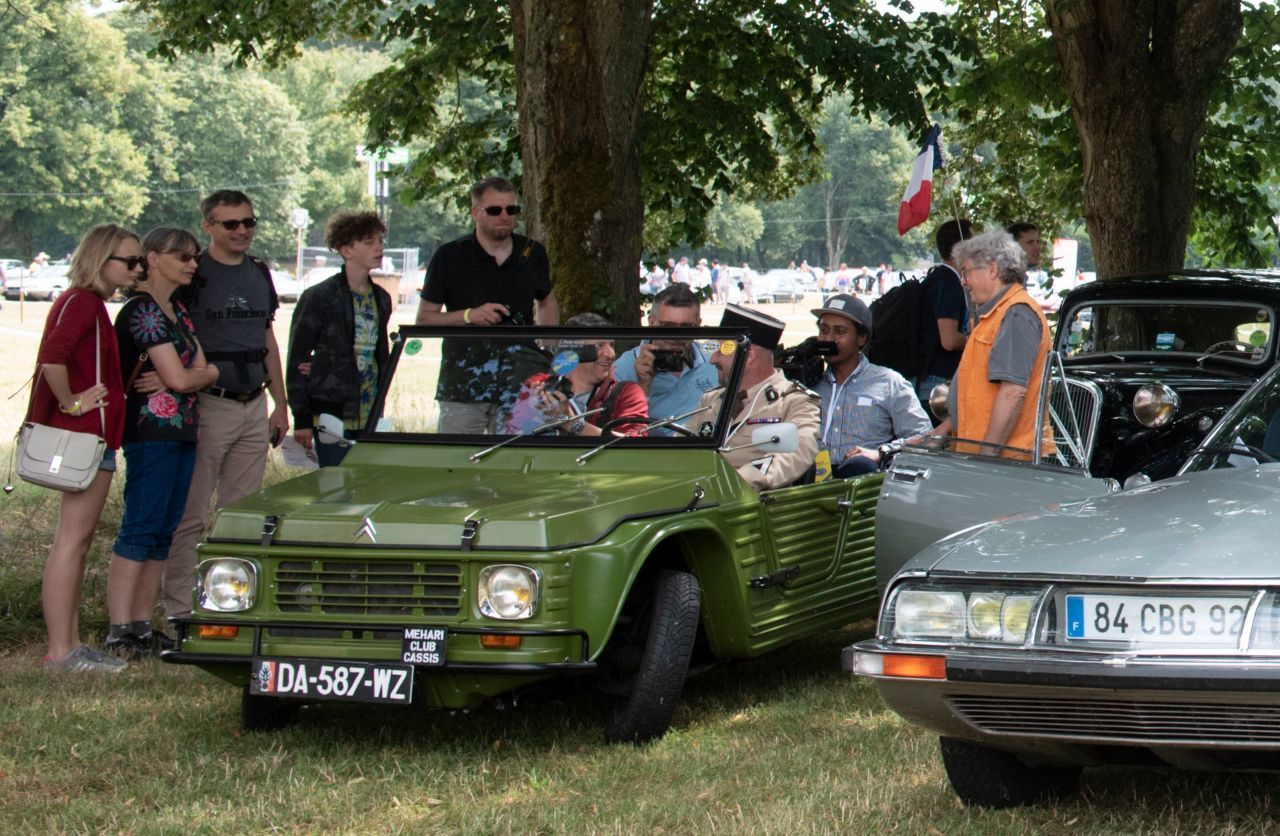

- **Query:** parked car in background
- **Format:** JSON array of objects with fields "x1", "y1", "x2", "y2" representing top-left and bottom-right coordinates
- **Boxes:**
[
  {"x1": 4, "y1": 261, "x2": 70, "y2": 301},
  {"x1": 270, "y1": 270, "x2": 304, "y2": 303},
  {"x1": 849, "y1": 362, "x2": 1280, "y2": 807},
  {"x1": 751, "y1": 269, "x2": 804, "y2": 304}
]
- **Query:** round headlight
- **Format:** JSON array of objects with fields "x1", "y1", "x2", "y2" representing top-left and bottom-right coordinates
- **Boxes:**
[
  {"x1": 478, "y1": 564, "x2": 540, "y2": 620},
  {"x1": 928, "y1": 382, "x2": 950, "y2": 421},
  {"x1": 198, "y1": 559, "x2": 257, "y2": 612},
  {"x1": 1133, "y1": 383, "x2": 1180, "y2": 428}
]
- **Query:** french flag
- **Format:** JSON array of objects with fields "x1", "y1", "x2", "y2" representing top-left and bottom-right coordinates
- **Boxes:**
[{"x1": 897, "y1": 125, "x2": 943, "y2": 235}]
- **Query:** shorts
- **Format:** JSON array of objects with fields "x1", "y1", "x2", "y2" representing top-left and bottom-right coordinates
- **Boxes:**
[
  {"x1": 99, "y1": 447, "x2": 117, "y2": 472},
  {"x1": 112, "y1": 440, "x2": 197, "y2": 562}
]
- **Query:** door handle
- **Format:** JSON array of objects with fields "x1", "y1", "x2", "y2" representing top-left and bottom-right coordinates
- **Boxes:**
[{"x1": 891, "y1": 465, "x2": 930, "y2": 484}]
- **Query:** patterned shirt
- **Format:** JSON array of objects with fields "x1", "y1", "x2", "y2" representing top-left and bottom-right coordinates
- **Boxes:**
[
  {"x1": 815, "y1": 355, "x2": 931, "y2": 464},
  {"x1": 348, "y1": 286, "x2": 379, "y2": 431},
  {"x1": 115, "y1": 295, "x2": 201, "y2": 443}
]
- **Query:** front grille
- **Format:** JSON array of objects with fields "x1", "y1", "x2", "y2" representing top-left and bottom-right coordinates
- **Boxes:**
[
  {"x1": 948, "y1": 694, "x2": 1280, "y2": 745},
  {"x1": 275, "y1": 560, "x2": 462, "y2": 617}
]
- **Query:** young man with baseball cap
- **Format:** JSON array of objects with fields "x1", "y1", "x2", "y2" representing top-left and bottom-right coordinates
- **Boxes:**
[{"x1": 812, "y1": 293, "x2": 931, "y2": 478}]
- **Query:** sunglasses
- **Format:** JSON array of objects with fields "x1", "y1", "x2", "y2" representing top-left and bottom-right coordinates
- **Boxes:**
[
  {"x1": 480, "y1": 205, "x2": 521, "y2": 217},
  {"x1": 106, "y1": 255, "x2": 146, "y2": 270},
  {"x1": 213, "y1": 217, "x2": 258, "y2": 230},
  {"x1": 165, "y1": 251, "x2": 198, "y2": 263}
]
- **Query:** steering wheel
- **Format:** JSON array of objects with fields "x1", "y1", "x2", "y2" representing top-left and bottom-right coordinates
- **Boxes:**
[
  {"x1": 599, "y1": 415, "x2": 649, "y2": 434},
  {"x1": 1201, "y1": 340, "x2": 1254, "y2": 358}
]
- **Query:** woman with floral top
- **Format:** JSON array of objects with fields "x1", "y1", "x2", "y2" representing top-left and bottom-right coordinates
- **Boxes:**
[
  {"x1": 103, "y1": 227, "x2": 219, "y2": 658},
  {"x1": 287, "y1": 211, "x2": 392, "y2": 466}
]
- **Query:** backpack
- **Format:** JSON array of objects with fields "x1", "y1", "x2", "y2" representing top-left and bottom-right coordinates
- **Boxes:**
[{"x1": 867, "y1": 272, "x2": 933, "y2": 380}]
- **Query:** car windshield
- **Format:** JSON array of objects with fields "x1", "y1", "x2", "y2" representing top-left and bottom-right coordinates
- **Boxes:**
[
  {"x1": 1059, "y1": 301, "x2": 1273, "y2": 363},
  {"x1": 1183, "y1": 365, "x2": 1280, "y2": 472},
  {"x1": 366, "y1": 325, "x2": 746, "y2": 448}
]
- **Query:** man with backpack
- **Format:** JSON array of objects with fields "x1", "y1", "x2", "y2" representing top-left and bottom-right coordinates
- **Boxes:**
[
  {"x1": 867, "y1": 219, "x2": 972, "y2": 422},
  {"x1": 160, "y1": 189, "x2": 288, "y2": 620}
]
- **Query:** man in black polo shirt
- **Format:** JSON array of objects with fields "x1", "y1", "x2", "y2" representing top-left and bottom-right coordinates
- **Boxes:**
[{"x1": 415, "y1": 176, "x2": 559, "y2": 433}]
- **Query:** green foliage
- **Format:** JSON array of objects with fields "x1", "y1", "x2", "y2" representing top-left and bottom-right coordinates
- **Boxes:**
[
  {"x1": 706, "y1": 201, "x2": 764, "y2": 254},
  {"x1": 0, "y1": 1, "x2": 154, "y2": 253},
  {"x1": 133, "y1": 0, "x2": 948, "y2": 260},
  {"x1": 926, "y1": 0, "x2": 1280, "y2": 268}
]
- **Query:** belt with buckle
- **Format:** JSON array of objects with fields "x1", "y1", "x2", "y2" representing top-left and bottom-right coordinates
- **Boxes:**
[{"x1": 204, "y1": 384, "x2": 265, "y2": 403}]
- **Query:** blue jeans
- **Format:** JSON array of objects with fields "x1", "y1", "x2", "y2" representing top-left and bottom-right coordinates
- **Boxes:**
[{"x1": 113, "y1": 441, "x2": 197, "y2": 562}]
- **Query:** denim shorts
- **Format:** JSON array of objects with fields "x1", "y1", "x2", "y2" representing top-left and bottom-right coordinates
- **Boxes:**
[
  {"x1": 99, "y1": 447, "x2": 117, "y2": 472},
  {"x1": 112, "y1": 441, "x2": 197, "y2": 562}
]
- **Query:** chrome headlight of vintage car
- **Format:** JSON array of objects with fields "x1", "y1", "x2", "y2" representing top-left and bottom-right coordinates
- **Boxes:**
[
  {"x1": 197, "y1": 558, "x2": 258, "y2": 612},
  {"x1": 1132, "y1": 383, "x2": 1180, "y2": 428},
  {"x1": 478, "y1": 564, "x2": 540, "y2": 620},
  {"x1": 1249, "y1": 592, "x2": 1280, "y2": 650},
  {"x1": 887, "y1": 585, "x2": 1041, "y2": 644}
]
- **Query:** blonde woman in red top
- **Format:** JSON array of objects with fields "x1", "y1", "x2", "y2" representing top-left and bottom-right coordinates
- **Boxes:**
[{"x1": 31, "y1": 224, "x2": 140, "y2": 672}]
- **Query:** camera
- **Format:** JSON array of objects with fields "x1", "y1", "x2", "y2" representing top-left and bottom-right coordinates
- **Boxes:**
[
  {"x1": 499, "y1": 310, "x2": 529, "y2": 326},
  {"x1": 553, "y1": 376, "x2": 574, "y2": 398},
  {"x1": 651, "y1": 349, "x2": 685, "y2": 373}
]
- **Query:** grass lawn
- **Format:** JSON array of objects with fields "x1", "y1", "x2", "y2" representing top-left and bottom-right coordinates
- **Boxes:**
[{"x1": 3, "y1": 295, "x2": 1280, "y2": 832}]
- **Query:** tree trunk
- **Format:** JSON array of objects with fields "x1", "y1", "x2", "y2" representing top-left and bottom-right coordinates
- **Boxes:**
[
  {"x1": 1045, "y1": 0, "x2": 1241, "y2": 278},
  {"x1": 512, "y1": 0, "x2": 654, "y2": 324}
]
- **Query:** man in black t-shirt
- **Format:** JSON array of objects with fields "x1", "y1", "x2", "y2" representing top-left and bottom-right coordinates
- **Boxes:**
[
  {"x1": 415, "y1": 176, "x2": 559, "y2": 433},
  {"x1": 916, "y1": 219, "x2": 972, "y2": 414}
]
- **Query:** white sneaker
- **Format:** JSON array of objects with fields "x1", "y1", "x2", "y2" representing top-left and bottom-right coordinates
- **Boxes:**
[{"x1": 43, "y1": 645, "x2": 127, "y2": 673}]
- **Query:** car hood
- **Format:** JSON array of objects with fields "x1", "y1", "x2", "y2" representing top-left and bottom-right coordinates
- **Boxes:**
[
  {"x1": 1063, "y1": 362, "x2": 1259, "y2": 388},
  {"x1": 918, "y1": 464, "x2": 1280, "y2": 582},
  {"x1": 207, "y1": 457, "x2": 714, "y2": 551}
]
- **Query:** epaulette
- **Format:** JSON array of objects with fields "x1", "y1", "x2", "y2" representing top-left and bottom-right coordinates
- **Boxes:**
[{"x1": 781, "y1": 381, "x2": 820, "y2": 400}]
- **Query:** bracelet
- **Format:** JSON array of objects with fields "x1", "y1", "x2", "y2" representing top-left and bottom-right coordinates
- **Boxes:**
[
  {"x1": 59, "y1": 400, "x2": 81, "y2": 415},
  {"x1": 462, "y1": 307, "x2": 472, "y2": 324}
]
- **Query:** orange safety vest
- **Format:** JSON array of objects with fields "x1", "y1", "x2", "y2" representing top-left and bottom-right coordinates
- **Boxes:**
[{"x1": 955, "y1": 283, "x2": 1053, "y2": 460}]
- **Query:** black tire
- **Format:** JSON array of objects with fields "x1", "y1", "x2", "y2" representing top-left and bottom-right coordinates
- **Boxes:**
[
  {"x1": 939, "y1": 736, "x2": 1081, "y2": 808},
  {"x1": 240, "y1": 684, "x2": 300, "y2": 732},
  {"x1": 602, "y1": 569, "x2": 700, "y2": 745}
]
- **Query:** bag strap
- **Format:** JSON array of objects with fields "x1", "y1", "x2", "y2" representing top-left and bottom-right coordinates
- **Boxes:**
[
  {"x1": 94, "y1": 316, "x2": 105, "y2": 439},
  {"x1": 124, "y1": 353, "x2": 149, "y2": 391}
]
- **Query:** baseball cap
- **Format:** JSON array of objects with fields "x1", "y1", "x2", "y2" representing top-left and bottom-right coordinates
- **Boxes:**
[{"x1": 811, "y1": 293, "x2": 872, "y2": 333}]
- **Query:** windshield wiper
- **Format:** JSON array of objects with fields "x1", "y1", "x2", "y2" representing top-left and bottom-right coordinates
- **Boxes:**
[
  {"x1": 574, "y1": 406, "x2": 711, "y2": 465},
  {"x1": 1195, "y1": 443, "x2": 1279, "y2": 464},
  {"x1": 469, "y1": 407, "x2": 604, "y2": 462}
]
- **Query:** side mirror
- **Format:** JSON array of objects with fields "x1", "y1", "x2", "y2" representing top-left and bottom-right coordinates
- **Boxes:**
[
  {"x1": 928, "y1": 383, "x2": 949, "y2": 421},
  {"x1": 723, "y1": 422, "x2": 800, "y2": 454},
  {"x1": 315, "y1": 413, "x2": 352, "y2": 447}
]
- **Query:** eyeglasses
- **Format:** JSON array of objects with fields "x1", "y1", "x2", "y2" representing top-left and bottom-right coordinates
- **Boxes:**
[
  {"x1": 653, "y1": 320, "x2": 698, "y2": 328},
  {"x1": 106, "y1": 255, "x2": 146, "y2": 270},
  {"x1": 480, "y1": 205, "x2": 521, "y2": 217},
  {"x1": 165, "y1": 251, "x2": 198, "y2": 263},
  {"x1": 213, "y1": 217, "x2": 258, "y2": 230}
]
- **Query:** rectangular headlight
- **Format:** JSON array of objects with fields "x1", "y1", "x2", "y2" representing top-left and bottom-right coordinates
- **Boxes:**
[{"x1": 888, "y1": 585, "x2": 1041, "y2": 644}]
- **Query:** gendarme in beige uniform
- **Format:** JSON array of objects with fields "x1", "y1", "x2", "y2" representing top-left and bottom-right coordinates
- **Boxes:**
[{"x1": 700, "y1": 368, "x2": 820, "y2": 490}]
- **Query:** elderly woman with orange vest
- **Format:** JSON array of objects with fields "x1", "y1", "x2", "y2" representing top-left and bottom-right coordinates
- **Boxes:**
[{"x1": 931, "y1": 230, "x2": 1052, "y2": 459}]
